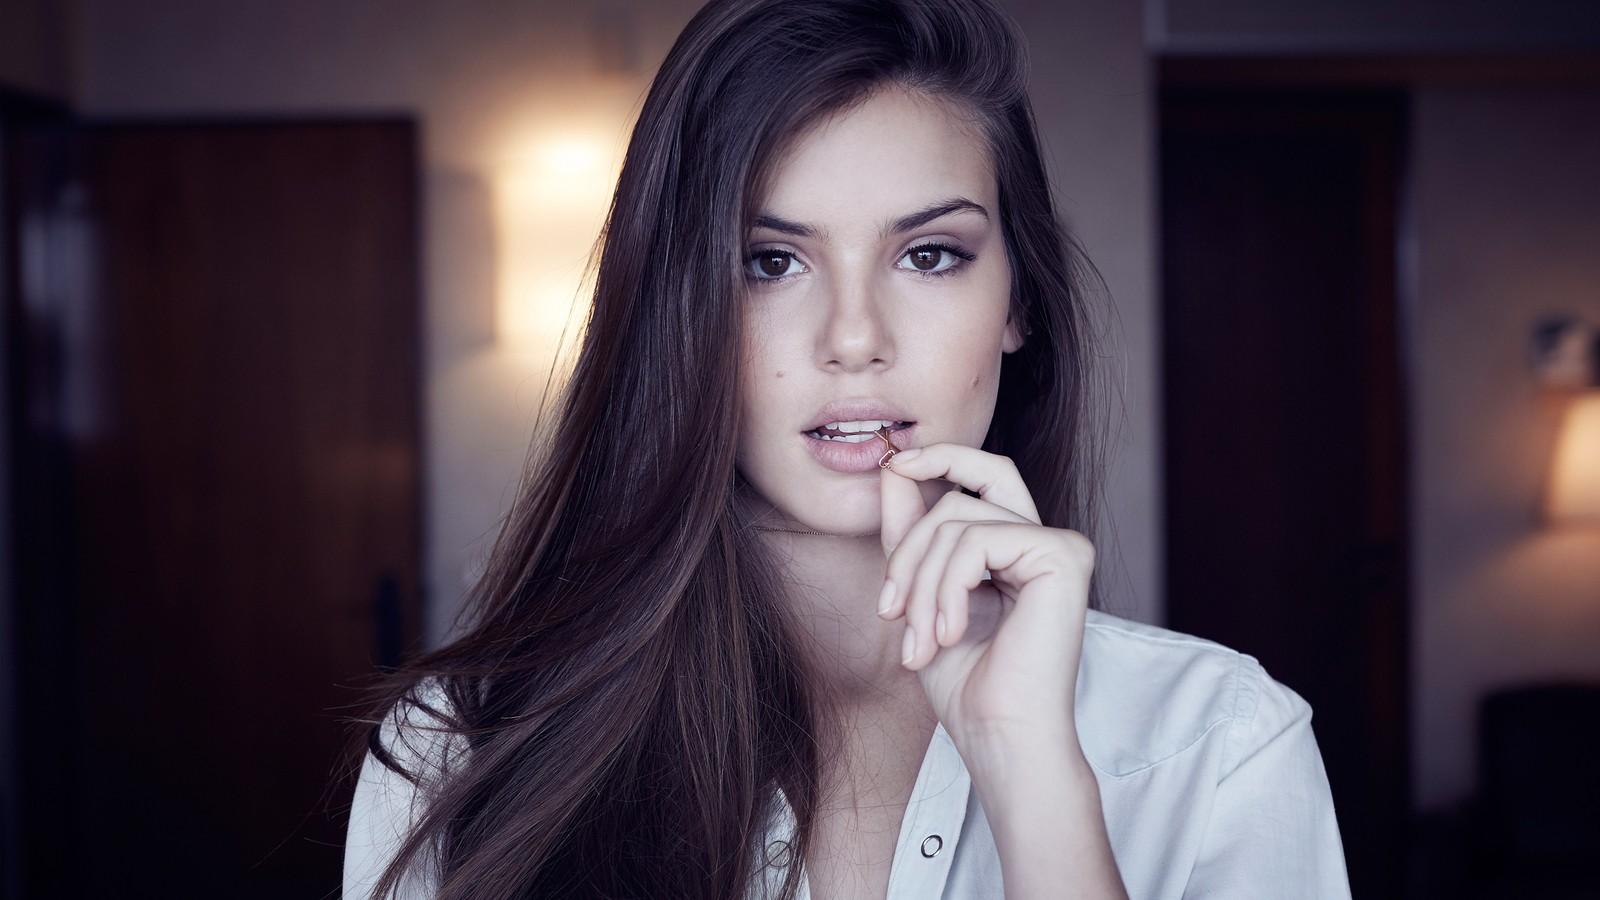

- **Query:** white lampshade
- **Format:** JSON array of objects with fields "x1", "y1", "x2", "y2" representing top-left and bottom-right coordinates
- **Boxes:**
[{"x1": 1548, "y1": 392, "x2": 1600, "y2": 525}]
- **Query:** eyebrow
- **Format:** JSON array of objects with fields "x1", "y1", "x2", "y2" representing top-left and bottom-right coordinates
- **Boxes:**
[
  {"x1": 751, "y1": 213, "x2": 817, "y2": 238},
  {"x1": 886, "y1": 198, "x2": 989, "y2": 235},
  {"x1": 750, "y1": 197, "x2": 990, "y2": 242}
]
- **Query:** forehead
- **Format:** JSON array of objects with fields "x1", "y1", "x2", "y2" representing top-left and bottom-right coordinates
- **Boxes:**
[{"x1": 759, "y1": 87, "x2": 997, "y2": 221}]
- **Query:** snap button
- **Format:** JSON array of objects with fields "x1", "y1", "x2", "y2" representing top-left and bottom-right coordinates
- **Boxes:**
[
  {"x1": 765, "y1": 840, "x2": 793, "y2": 868},
  {"x1": 920, "y1": 834, "x2": 943, "y2": 858}
]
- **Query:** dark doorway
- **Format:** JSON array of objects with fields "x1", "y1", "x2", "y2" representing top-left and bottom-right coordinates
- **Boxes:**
[
  {"x1": 4, "y1": 117, "x2": 423, "y2": 898},
  {"x1": 1160, "y1": 89, "x2": 1410, "y2": 897}
]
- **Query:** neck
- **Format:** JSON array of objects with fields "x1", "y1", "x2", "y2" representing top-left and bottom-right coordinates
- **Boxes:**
[
  {"x1": 758, "y1": 524, "x2": 940, "y2": 824},
  {"x1": 760, "y1": 529, "x2": 921, "y2": 709}
]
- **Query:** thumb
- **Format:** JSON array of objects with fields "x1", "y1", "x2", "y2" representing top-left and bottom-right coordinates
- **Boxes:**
[{"x1": 879, "y1": 464, "x2": 927, "y2": 556}]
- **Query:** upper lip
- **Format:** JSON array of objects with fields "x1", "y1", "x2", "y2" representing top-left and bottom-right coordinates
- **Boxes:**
[{"x1": 803, "y1": 400, "x2": 916, "y2": 433}]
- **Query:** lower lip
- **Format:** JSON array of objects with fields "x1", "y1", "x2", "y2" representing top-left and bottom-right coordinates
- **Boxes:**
[{"x1": 803, "y1": 425, "x2": 917, "y2": 474}]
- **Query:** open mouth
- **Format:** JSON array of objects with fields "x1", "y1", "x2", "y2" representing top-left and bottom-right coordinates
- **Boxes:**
[{"x1": 804, "y1": 419, "x2": 914, "y2": 443}]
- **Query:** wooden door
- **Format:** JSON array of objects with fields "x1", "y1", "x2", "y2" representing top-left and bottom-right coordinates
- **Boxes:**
[
  {"x1": 5, "y1": 119, "x2": 422, "y2": 898},
  {"x1": 1160, "y1": 90, "x2": 1410, "y2": 898}
]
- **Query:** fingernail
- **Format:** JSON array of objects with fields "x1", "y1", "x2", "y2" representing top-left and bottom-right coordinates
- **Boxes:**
[
  {"x1": 936, "y1": 612, "x2": 946, "y2": 644},
  {"x1": 900, "y1": 627, "x2": 915, "y2": 666},
  {"x1": 877, "y1": 580, "x2": 896, "y2": 616},
  {"x1": 890, "y1": 447, "x2": 921, "y2": 464}
]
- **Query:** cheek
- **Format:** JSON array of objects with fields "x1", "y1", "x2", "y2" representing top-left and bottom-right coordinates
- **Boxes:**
[
  {"x1": 959, "y1": 321, "x2": 1009, "y2": 389},
  {"x1": 735, "y1": 346, "x2": 789, "y2": 477},
  {"x1": 737, "y1": 319, "x2": 772, "y2": 408},
  {"x1": 919, "y1": 337, "x2": 1005, "y2": 447}
]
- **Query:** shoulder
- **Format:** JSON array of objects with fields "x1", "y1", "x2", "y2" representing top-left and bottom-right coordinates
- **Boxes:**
[
  {"x1": 1075, "y1": 613, "x2": 1352, "y2": 896},
  {"x1": 371, "y1": 678, "x2": 468, "y2": 781},
  {"x1": 344, "y1": 679, "x2": 465, "y2": 899},
  {"x1": 1075, "y1": 609, "x2": 1312, "y2": 778}
]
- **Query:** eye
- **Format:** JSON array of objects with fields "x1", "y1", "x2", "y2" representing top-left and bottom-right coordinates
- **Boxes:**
[
  {"x1": 897, "y1": 242, "x2": 975, "y2": 275},
  {"x1": 746, "y1": 248, "x2": 807, "y2": 282}
]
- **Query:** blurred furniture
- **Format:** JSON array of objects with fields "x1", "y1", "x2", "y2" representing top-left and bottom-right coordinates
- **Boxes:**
[{"x1": 1472, "y1": 684, "x2": 1600, "y2": 896}]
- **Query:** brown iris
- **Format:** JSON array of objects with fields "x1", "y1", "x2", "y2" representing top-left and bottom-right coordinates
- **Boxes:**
[{"x1": 756, "y1": 252, "x2": 790, "y2": 278}]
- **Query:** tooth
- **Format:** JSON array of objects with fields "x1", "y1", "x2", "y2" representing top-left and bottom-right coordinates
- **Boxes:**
[{"x1": 816, "y1": 418, "x2": 902, "y2": 435}]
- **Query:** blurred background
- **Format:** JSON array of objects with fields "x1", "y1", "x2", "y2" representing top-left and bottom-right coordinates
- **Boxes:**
[{"x1": 2, "y1": 0, "x2": 1598, "y2": 897}]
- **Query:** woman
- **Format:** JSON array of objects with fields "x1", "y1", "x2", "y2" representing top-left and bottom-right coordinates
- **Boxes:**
[{"x1": 344, "y1": 0, "x2": 1351, "y2": 897}]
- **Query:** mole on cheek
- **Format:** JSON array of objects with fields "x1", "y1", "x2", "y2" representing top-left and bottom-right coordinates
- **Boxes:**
[{"x1": 776, "y1": 371, "x2": 786, "y2": 379}]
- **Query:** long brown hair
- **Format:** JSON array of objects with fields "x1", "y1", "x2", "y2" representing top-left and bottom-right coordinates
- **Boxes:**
[{"x1": 362, "y1": 0, "x2": 1105, "y2": 896}]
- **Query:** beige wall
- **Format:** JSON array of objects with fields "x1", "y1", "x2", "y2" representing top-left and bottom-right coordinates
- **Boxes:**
[
  {"x1": 71, "y1": 0, "x2": 1162, "y2": 642},
  {"x1": 1410, "y1": 87, "x2": 1600, "y2": 810},
  {"x1": 1012, "y1": 0, "x2": 1160, "y2": 624}
]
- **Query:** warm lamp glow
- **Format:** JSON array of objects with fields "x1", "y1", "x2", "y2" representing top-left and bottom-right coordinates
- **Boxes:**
[
  {"x1": 492, "y1": 132, "x2": 626, "y2": 351},
  {"x1": 1548, "y1": 393, "x2": 1600, "y2": 525}
]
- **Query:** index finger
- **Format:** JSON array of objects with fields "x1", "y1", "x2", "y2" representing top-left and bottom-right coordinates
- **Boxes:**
[{"x1": 884, "y1": 443, "x2": 1041, "y2": 525}]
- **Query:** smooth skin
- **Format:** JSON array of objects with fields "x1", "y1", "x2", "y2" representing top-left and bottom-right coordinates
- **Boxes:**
[{"x1": 739, "y1": 85, "x2": 1126, "y2": 899}]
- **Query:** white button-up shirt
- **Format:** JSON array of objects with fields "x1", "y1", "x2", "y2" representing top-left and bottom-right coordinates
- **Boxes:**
[{"x1": 346, "y1": 611, "x2": 1352, "y2": 898}]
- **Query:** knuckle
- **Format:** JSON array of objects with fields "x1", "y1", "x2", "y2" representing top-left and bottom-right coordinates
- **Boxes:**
[
  {"x1": 1056, "y1": 529, "x2": 1097, "y2": 568},
  {"x1": 951, "y1": 525, "x2": 993, "y2": 562},
  {"x1": 957, "y1": 521, "x2": 993, "y2": 546},
  {"x1": 986, "y1": 456, "x2": 1021, "y2": 488}
]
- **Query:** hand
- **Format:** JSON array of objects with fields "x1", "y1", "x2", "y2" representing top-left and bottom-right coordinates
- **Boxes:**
[
  {"x1": 878, "y1": 443, "x2": 1127, "y2": 898},
  {"x1": 877, "y1": 442, "x2": 1096, "y2": 743}
]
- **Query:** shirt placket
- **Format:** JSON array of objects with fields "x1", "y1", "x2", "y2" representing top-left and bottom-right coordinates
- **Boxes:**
[
  {"x1": 884, "y1": 723, "x2": 971, "y2": 899},
  {"x1": 752, "y1": 723, "x2": 972, "y2": 900}
]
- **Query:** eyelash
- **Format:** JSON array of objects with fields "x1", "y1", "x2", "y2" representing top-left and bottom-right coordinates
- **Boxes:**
[
  {"x1": 901, "y1": 242, "x2": 976, "y2": 278},
  {"x1": 745, "y1": 248, "x2": 805, "y2": 283},
  {"x1": 743, "y1": 242, "x2": 977, "y2": 283}
]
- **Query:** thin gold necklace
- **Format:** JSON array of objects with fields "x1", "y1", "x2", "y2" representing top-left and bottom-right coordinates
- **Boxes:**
[{"x1": 753, "y1": 525, "x2": 829, "y2": 536}]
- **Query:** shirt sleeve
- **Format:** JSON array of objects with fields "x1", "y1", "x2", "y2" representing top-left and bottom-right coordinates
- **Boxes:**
[
  {"x1": 1182, "y1": 663, "x2": 1352, "y2": 899},
  {"x1": 343, "y1": 692, "x2": 459, "y2": 900}
]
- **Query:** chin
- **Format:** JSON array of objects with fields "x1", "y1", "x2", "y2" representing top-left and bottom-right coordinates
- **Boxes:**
[
  {"x1": 818, "y1": 511, "x2": 882, "y2": 538},
  {"x1": 782, "y1": 494, "x2": 882, "y2": 538}
]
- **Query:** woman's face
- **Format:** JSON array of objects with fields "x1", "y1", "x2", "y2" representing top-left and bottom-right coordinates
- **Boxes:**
[{"x1": 737, "y1": 86, "x2": 1022, "y2": 536}]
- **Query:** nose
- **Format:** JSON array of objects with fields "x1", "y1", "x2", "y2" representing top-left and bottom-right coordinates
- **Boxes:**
[{"x1": 816, "y1": 270, "x2": 893, "y2": 373}]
